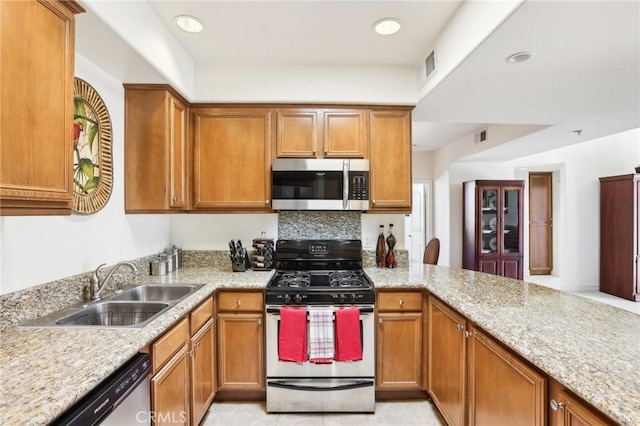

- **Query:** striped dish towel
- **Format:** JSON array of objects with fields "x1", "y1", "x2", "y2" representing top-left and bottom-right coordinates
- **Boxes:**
[{"x1": 308, "y1": 307, "x2": 334, "y2": 364}]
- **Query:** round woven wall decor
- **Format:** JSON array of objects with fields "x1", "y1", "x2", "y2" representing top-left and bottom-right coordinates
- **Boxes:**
[{"x1": 72, "y1": 78, "x2": 113, "y2": 214}]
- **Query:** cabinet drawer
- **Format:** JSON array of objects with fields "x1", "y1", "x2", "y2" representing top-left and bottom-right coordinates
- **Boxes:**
[
  {"x1": 152, "y1": 316, "x2": 189, "y2": 373},
  {"x1": 217, "y1": 291, "x2": 263, "y2": 312},
  {"x1": 191, "y1": 296, "x2": 214, "y2": 335},
  {"x1": 377, "y1": 291, "x2": 423, "y2": 312}
]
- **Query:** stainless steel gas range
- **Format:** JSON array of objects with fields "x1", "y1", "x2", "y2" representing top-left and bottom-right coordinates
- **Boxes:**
[{"x1": 265, "y1": 239, "x2": 375, "y2": 413}]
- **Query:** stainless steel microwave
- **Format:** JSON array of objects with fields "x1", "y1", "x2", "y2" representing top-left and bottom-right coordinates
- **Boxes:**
[{"x1": 272, "y1": 159, "x2": 369, "y2": 211}]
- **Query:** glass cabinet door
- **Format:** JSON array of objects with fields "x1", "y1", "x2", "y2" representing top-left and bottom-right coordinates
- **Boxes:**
[
  {"x1": 480, "y1": 189, "x2": 498, "y2": 254},
  {"x1": 501, "y1": 188, "x2": 521, "y2": 254}
]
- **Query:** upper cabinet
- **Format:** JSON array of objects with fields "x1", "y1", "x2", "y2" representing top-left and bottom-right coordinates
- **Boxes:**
[
  {"x1": 191, "y1": 107, "x2": 273, "y2": 211},
  {"x1": 368, "y1": 109, "x2": 412, "y2": 212},
  {"x1": 124, "y1": 85, "x2": 189, "y2": 213},
  {"x1": 463, "y1": 180, "x2": 524, "y2": 279},
  {"x1": 0, "y1": 0, "x2": 84, "y2": 215},
  {"x1": 275, "y1": 108, "x2": 367, "y2": 158}
]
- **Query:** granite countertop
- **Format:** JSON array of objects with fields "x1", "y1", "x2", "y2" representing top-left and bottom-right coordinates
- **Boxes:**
[
  {"x1": 1, "y1": 264, "x2": 638, "y2": 425},
  {"x1": 367, "y1": 264, "x2": 640, "y2": 426}
]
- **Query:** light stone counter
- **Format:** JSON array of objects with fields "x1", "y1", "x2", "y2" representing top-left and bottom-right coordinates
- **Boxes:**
[
  {"x1": 1, "y1": 264, "x2": 638, "y2": 425},
  {"x1": 0, "y1": 267, "x2": 274, "y2": 426},
  {"x1": 366, "y1": 264, "x2": 640, "y2": 426}
]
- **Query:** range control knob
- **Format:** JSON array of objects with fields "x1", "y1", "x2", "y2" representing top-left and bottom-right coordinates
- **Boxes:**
[
  {"x1": 350, "y1": 294, "x2": 357, "y2": 303},
  {"x1": 294, "y1": 294, "x2": 302, "y2": 303},
  {"x1": 338, "y1": 293, "x2": 347, "y2": 302},
  {"x1": 283, "y1": 294, "x2": 291, "y2": 304}
]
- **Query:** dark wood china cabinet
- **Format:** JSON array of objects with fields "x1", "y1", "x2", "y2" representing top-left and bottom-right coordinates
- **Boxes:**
[{"x1": 463, "y1": 180, "x2": 524, "y2": 280}]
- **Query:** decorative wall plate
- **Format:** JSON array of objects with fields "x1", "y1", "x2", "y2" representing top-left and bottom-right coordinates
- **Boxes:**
[{"x1": 72, "y1": 78, "x2": 113, "y2": 214}]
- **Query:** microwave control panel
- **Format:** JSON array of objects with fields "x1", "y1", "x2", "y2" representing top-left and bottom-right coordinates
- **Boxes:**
[{"x1": 349, "y1": 172, "x2": 369, "y2": 200}]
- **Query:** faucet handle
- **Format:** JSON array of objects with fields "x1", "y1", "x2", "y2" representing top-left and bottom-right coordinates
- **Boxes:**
[{"x1": 91, "y1": 263, "x2": 107, "y2": 284}]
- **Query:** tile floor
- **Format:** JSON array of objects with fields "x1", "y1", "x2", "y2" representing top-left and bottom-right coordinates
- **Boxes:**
[{"x1": 202, "y1": 400, "x2": 446, "y2": 426}]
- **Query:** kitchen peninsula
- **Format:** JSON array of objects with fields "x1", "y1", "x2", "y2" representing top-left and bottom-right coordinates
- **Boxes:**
[{"x1": 0, "y1": 264, "x2": 638, "y2": 425}]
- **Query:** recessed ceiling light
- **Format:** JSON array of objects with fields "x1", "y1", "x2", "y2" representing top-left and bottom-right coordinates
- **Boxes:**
[
  {"x1": 506, "y1": 52, "x2": 532, "y2": 64},
  {"x1": 373, "y1": 18, "x2": 402, "y2": 36},
  {"x1": 174, "y1": 15, "x2": 204, "y2": 33}
]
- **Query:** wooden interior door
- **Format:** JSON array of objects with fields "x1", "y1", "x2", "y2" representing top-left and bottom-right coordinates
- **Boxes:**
[{"x1": 529, "y1": 172, "x2": 553, "y2": 275}]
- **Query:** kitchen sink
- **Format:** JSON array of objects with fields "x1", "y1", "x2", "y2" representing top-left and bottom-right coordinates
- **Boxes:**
[
  {"x1": 110, "y1": 284, "x2": 201, "y2": 302},
  {"x1": 55, "y1": 301, "x2": 170, "y2": 327},
  {"x1": 21, "y1": 283, "x2": 206, "y2": 328}
]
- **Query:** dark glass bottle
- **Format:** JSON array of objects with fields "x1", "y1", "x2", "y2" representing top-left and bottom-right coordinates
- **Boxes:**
[
  {"x1": 376, "y1": 225, "x2": 386, "y2": 268},
  {"x1": 385, "y1": 224, "x2": 397, "y2": 268}
]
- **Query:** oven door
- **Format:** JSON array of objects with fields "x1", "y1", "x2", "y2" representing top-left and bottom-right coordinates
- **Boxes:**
[
  {"x1": 266, "y1": 378, "x2": 375, "y2": 413},
  {"x1": 265, "y1": 305, "x2": 375, "y2": 378}
]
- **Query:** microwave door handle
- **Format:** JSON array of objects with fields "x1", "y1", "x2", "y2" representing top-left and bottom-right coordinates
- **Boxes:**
[{"x1": 343, "y1": 160, "x2": 349, "y2": 209}]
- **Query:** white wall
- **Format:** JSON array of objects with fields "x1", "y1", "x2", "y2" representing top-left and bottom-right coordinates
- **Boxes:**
[{"x1": 0, "y1": 54, "x2": 171, "y2": 295}]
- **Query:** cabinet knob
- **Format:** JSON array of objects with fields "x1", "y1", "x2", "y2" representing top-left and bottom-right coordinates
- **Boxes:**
[
  {"x1": 456, "y1": 323, "x2": 464, "y2": 332},
  {"x1": 187, "y1": 350, "x2": 194, "y2": 357},
  {"x1": 172, "y1": 196, "x2": 178, "y2": 203},
  {"x1": 549, "y1": 399, "x2": 565, "y2": 411},
  {"x1": 265, "y1": 200, "x2": 270, "y2": 205},
  {"x1": 379, "y1": 318, "x2": 383, "y2": 324},
  {"x1": 324, "y1": 149, "x2": 328, "y2": 155},
  {"x1": 258, "y1": 318, "x2": 262, "y2": 325},
  {"x1": 237, "y1": 299, "x2": 242, "y2": 307},
  {"x1": 465, "y1": 330, "x2": 474, "y2": 338},
  {"x1": 195, "y1": 342, "x2": 200, "y2": 349},
  {"x1": 312, "y1": 150, "x2": 317, "y2": 155},
  {"x1": 372, "y1": 199, "x2": 376, "y2": 205},
  {"x1": 399, "y1": 299, "x2": 404, "y2": 307}
]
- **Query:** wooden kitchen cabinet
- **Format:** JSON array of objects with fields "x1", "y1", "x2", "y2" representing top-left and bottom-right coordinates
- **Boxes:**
[
  {"x1": 549, "y1": 379, "x2": 615, "y2": 426},
  {"x1": 467, "y1": 324, "x2": 546, "y2": 426},
  {"x1": 191, "y1": 107, "x2": 272, "y2": 211},
  {"x1": 376, "y1": 291, "x2": 423, "y2": 391},
  {"x1": 151, "y1": 317, "x2": 190, "y2": 426},
  {"x1": 428, "y1": 296, "x2": 467, "y2": 426},
  {"x1": 275, "y1": 108, "x2": 367, "y2": 158},
  {"x1": 429, "y1": 296, "x2": 547, "y2": 426},
  {"x1": 216, "y1": 291, "x2": 265, "y2": 395},
  {"x1": 368, "y1": 109, "x2": 412, "y2": 212},
  {"x1": 599, "y1": 174, "x2": 640, "y2": 301},
  {"x1": 190, "y1": 297, "x2": 215, "y2": 426},
  {"x1": 0, "y1": 0, "x2": 84, "y2": 215},
  {"x1": 124, "y1": 85, "x2": 189, "y2": 212},
  {"x1": 463, "y1": 180, "x2": 525, "y2": 279}
]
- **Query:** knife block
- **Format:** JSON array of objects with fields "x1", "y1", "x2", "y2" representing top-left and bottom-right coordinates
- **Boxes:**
[
  {"x1": 252, "y1": 236, "x2": 274, "y2": 271},
  {"x1": 232, "y1": 254, "x2": 249, "y2": 272}
]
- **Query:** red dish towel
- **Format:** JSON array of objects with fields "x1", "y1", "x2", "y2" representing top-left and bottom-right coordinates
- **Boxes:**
[
  {"x1": 335, "y1": 307, "x2": 362, "y2": 361},
  {"x1": 278, "y1": 307, "x2": 308, "y2": 362}
]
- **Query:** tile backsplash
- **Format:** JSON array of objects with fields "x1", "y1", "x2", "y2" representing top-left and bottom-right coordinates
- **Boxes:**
[{"x1": 278, "y1": 211, "x2": 360, "y2": 239}]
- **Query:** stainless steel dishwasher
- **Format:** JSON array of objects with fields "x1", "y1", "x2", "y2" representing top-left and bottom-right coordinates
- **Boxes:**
[{"x1": 52, "y1": 353, "x2": 151, "y2": 425}]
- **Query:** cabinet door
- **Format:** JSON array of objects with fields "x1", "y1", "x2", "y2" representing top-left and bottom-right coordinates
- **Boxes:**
[
  {"x1": 468, "y1": 325, "x2": 546, "y2": 426},
  {"x1": 501, "y1": 258, "x2": 522, "y2": 279},
  {"x1": 276, "y1": 109, "x2": 319, "y2": 157},
  {"x1": 428, "y1": 297, "x2": 466, "y2": 426},
  {"x1": 169, "y1": 95, "x2": 188, "y2": 209},
  {"x1": 369, "y1": 110, "x2": 412, "y2": 210},
  {"x1": 192, "y1": 108, "x2": 272, "y2": 210},
  {"x1": 376, "y1": 312, "x2": 423, "y2": 390},
  {"x1": 151, "y1": 345, "x2": 190, "y2": 426},
  {"x1": 322, "y1": 109, "x2": 367, "y2": 158},
  {"x1": 549, "y1": 380, "x2": 614, "y2": 426},
  {"x1": 217, "y1": 313, "x2": 264, "y2": 390},
  {"x1": 0, "y1": 0, "x2": 78, "y2": 215},
  {"x1": 500, "y1": 185, "x2": 523, "y2": 257},
  {"x1": 190, "y1": 318, "x2": 215, "y2": 426},
  {"x1": 479, "y1": 186, "x2": 500, "y2": 256}
]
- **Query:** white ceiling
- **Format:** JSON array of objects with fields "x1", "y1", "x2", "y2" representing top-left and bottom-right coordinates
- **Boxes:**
[{"x1": 76, "y1": 0, "x2": 639, "y2": 157}]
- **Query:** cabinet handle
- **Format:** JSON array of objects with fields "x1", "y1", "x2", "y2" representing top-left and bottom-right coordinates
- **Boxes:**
[
  {"x1": 236, "y1": 299, "x2": 242, "y2": 307},
  {"x1": 398, "y1": 299, "x2": 404, "y2": 307},
  {"x1": 324, "y1": 149, "x2": 328, "y2": 155},
  {"x1": 549, "y1": 399, "x2": 565, "y2": 411},
  {"x1": 265, "y1": 200, "x2": 270, "y2": 205},
  {"x1": 195, "y1": 342, "x2": 200, "y2": 349},
  {"x1": 456, "y1": 324, "x2": 463, "y2": 332},
  {"x1": 187, "y1": 350, "x2": 194, "y2": 357},
  {"x1": 379, "y1": 318, "x2": 383, "y2": 324},
  {"x1": 172, "y1": 196, "x2": 177, "y2": 203},
  {"x1": 465, "y1": 330, "x2": 474, "y2": 338},
  {"x1": 258, "y1": 318, "x2": 262, "y2": 325},
  {"x1": 312, "y1": 150, "x2": 317, "y2": 155}
]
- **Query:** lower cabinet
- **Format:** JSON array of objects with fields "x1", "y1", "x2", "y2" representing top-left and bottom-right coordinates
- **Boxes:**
[
  {"x1": 549, "y1": 380, "x2": 615, "y2": 426},
  {"x1": 216, "y1": 291, "x2": 265, "y2": 394},
  {"x1": 428, "y1": 296, "x2": 546, "y2": 426},
  {"x1": 150, "y1": 297, "x2": 215, "y2": 426},
  {"x1": 375, "y1": 291, "x2": 424, "y2": 391}
]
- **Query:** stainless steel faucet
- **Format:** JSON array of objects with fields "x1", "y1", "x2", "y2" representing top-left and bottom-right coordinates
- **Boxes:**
[{"x1": 89, "y1": 261, "x2": 139, "y2": 301}]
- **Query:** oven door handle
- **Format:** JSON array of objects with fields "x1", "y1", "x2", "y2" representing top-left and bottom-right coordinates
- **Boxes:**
[
  {"x1": 267, "y1": 380, "x2": 374, "y2": 392},
  {"x1": 266, "y1": 307, "x2": 374, "y2": 315}
]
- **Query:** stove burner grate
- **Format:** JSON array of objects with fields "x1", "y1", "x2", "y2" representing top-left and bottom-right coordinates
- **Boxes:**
[
  {"x1": 329, "y1": 271, "x2": 363, "y2": 288},
  {"x1": 279, "y1": 271, "x2": 311, "y2": 288}
]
